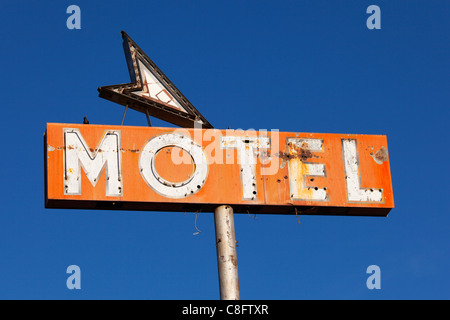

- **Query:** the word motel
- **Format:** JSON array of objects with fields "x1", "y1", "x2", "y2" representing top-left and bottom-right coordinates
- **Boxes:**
[{"x1": 45, "y1": 123, "x2": 394, "y2": 216}]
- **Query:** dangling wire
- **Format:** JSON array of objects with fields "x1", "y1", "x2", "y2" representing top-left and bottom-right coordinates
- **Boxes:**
[
  {"x1": 247, "y1": 210, "x2": 257, "y2": 220},
  {"x1": 295, "y1": 208, "x2": 301, "y2": 227},
  {"x1": 193, "y1": 211, "x2": 201, "y2": 236}
]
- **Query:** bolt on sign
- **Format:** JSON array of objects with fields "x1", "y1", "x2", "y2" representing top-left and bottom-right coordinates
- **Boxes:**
[{"x1": 44, "y1": 123, "x2": 394, "y2": 216}]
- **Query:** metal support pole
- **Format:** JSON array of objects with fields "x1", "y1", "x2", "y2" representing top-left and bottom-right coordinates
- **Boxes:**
[{"x1": 214, "y1": 205, "x2": 240, "y2": 300}]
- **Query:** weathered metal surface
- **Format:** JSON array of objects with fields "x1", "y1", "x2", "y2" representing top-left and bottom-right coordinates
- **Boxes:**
[
  {"x1": 214, "y1": 205, "x2": 240, "y2": 300},
  {"x1": 98, "y1": 31, "x2": 213, "y2": 129},
  {"x1": 45, "y1": 123, "x2": 394, "y2": 216}
]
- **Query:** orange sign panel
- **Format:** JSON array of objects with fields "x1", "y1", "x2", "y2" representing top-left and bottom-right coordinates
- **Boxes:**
[{"x1": 45, "y1": 123, "x2": 394, "y2": 216}]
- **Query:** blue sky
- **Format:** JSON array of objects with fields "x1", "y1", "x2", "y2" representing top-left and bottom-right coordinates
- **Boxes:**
[{"x1": 0, "y1": 0, "x2": 448, "y2": 299}]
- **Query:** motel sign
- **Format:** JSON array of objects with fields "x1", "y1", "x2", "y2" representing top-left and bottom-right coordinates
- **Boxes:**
[
  {"x1": 45, "y1": 123, "x2": 394, "y2": 217},
  {"x1": 44, "y1": 31, "x2": 394, "y2": 299}
]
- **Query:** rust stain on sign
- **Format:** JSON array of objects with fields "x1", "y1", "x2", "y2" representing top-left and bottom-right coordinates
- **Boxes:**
[
  {"x1": 44, "y1": 123, "x2": 394, "y2": 217},
  {"x1": 276, "y1": 141, "x2": 319, "y2": 161},
  {"x1": 371, "y1": 146, "x2": 389, "y2": 164}
]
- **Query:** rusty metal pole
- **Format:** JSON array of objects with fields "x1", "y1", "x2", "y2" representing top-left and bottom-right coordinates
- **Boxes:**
[{"x1": 214, "y1": 205, "x2": 240, "y2": 300}]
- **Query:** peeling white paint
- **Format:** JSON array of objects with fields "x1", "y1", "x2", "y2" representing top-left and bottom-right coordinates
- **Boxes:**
[
  {"x1": 342, "y1": 139, "x2": 383, "y2": 202},
  {"x1": 287, "y1": 138, "x2": 327, "y2": 201},
  {"x1": 133, "y1": 60, "x2": 187, "y2": 112},
  {"x1": 64, "y1": 129, "x2": 122, "y2": 196},
  {"x1": 139, "y1": 133, "x2": 208, "y2": 199},
  {"x1": 221, "y1": 136, "x2": 270, "y2": 200}
]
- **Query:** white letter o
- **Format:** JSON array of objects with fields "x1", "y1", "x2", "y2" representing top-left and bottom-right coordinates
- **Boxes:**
[{"x1": 139, "y1": 133, "x2": 208, "y2": 198}]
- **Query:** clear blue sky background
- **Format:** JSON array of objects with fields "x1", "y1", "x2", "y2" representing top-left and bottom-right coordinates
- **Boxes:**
[{"x1": 0, "y1": 0, "x2": 448, "y2": 299}]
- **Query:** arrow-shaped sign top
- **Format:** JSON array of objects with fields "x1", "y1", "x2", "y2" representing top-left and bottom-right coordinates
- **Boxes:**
[{"x1": 98, "y1": 31, "x2": 213, "y2": 128}]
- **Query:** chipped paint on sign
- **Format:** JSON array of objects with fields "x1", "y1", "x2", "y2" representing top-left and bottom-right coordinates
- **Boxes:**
[
  {"x1": 139, "y1": 133, "x2": 208, "y2": 199},
  {"x1": 342, "y1": 139, "x2": 383, "y2": 202},
  {"x1": 287, "y1": 138, "x2": 327, "y2": 201},
  {"x1": 45, "y1": 123, "x2": 394, "y2": 216},
  {"x1": 133, "y1": 60, "x2": 187, "y2": 113},
  {"x1": 64, "y1": 128, "x2": 122, "y2": 197},
  {"x1": 371, "y1": 146, "x2": 389, "y2": 165},
  {"x1": 221, "y1": 136, "x2": 270, "y2": 200}
]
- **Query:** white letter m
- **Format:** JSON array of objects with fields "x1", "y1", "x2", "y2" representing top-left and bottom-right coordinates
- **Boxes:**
[{"x1": 64, "y1": 128, "x2": 122, "y2": 196}]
